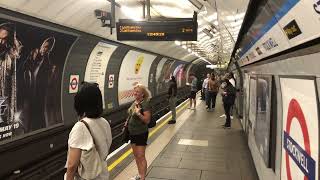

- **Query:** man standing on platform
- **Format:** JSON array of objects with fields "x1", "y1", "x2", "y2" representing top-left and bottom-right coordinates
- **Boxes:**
[
  {"x1": 168, "y1": 76, "x2": 177, "y2": 124},
  {"x1": 188, "y1": 73, "x2": 197, "y2": 110}
]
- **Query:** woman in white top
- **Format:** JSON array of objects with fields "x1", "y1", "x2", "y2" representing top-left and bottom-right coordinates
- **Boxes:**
[{"x1": 65, "y1": 82, "x2": 112, "y2": 180}]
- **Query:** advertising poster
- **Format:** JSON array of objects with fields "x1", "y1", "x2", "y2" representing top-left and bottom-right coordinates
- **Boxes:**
[
  {"x1": 185, "y1": 63, "x2": 193, "y2": 81},
  {"x1": 155, "y1": 58, "x2": 175, "y2": 95},
  {"x1": 118, "y1": 50, "x2": 156, "y2": 105},
  {"x1": 84, "y1": 42, "x2": 117, "y2": 109},
  {"x1": 0, "y1": 17, "x2": 76, "y2": 141},
  {"x1": 254, "y1": 76, "x2": 272, "y2": 166},
  {"x1": 280, "y1": 78, "x2": 319, "y2": 180},
  {"x1": 249, "y1": 77, "x2": 257, "y2": 130},
  {"x1": 173, "y1": 64, "x2": 186, "y2": 88}
]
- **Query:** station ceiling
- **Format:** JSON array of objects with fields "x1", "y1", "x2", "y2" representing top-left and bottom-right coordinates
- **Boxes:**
[{"x1": 0, "y1": 0, "x2": 249, "y2": 65}]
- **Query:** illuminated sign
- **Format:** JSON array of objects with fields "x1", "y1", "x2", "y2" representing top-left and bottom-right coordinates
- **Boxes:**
[{"x1": 116, "y1": 18, "x2": 197, "y2": 41}]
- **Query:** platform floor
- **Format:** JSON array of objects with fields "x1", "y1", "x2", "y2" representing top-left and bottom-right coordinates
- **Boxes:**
[{"x1": 113, "y1": 96, "x2": 258, "y2": 180}]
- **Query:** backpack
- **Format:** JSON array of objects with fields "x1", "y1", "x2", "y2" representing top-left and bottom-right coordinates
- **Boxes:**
[
  {"x1": 148, "y1": 115, "x2": 156, "y2": 128},
  {"x1": 138, "y1": 101, "x2": 156, "y2": 128}
]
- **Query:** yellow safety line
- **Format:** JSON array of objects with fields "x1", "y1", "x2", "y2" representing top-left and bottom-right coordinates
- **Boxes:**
[{"x1": 107, "y1": 101, "x2": 189, "y2": 171}]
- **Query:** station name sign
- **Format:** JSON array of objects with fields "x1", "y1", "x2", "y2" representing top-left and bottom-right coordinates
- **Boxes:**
[{"x1": 116, "y1": 18, "x2": 198, "y2": 41}]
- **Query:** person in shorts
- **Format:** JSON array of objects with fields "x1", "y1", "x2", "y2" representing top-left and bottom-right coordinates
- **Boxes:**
[{"x1": 124, "y1": 84, "x2": 151, "y2": 180}]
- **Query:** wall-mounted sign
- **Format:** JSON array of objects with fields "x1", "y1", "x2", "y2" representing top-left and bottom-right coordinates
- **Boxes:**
[
  {"x1": 69, "y1": 75, "x2": 79, "y2": 94},
  {"x1": 108, "y1": 74, "x2": 114, "y2": 88},
  {"x1": 255, "y1": 47, "x2": 263, "y2": 55},
  {"x1": 280, "y1": 77, "x2": 319, "y2": 180},
  {"x1": 262, "y1": 38, "x2": 278, "y2": 51},
  {"x1": 116, "y1": 18, "x2": 197, "y2": 41},
  {"x1": 283, "y1": 20, "x2": 302, "y2": 40}
]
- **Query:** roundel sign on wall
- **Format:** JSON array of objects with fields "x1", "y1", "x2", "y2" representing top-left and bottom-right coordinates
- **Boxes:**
[
  {"x1": 280, "y1": 78, "x2": 319, "y2": 180},
  {"x1": 69, "y1": 75, "x2": 79, "y2": 94}
]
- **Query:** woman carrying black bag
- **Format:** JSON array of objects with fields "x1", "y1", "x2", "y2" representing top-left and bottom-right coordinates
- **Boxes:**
[{"x1": 123, "y1": 84, "x2": 151, "y2": 180}]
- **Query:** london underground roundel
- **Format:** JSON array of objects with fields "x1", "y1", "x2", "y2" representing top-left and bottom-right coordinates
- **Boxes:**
[{"x1": 280, "y1": 78, "x2": 319, "y2": 180}]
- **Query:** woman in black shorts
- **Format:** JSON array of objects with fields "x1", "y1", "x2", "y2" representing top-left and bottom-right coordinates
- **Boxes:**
[{"x1": 124, "y1": 84, "x2": 151, "y2": 180}]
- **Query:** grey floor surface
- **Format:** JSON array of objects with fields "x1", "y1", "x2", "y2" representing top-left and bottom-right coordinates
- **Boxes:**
[{"x1": 145, "y1": 97, "x2": 259, "y2": 180}]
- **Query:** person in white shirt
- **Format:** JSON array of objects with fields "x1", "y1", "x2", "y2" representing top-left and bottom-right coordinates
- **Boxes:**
[
  {"x1": 65, "y1": 82, "x2": 112, "y2": 180},
  {"x1": 202, "y1": 73, "x2": 210, "y2": 108},
  {"x1": 228, "y1": 72, "x2": 236, "y2": 87}
]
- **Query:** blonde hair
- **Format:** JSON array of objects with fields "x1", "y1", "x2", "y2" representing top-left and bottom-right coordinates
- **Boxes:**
[{"x1": 134, "y1": 84, "x2": 151, "y2": 100}]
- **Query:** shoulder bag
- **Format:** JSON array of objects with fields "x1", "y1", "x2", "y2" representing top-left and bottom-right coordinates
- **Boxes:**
[{"x1": 78, "y1": 120, "x2": 102, "y2": 180}]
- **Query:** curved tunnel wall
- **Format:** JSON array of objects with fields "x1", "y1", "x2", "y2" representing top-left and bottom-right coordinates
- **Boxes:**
[{"x1": 0, "y1": 7, "x2": 198, "y2": 178}]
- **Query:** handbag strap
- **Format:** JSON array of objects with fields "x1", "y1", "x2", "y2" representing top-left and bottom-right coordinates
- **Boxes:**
[{"x1": 80, "y1": 119, "x2": 97, "y2": 146}]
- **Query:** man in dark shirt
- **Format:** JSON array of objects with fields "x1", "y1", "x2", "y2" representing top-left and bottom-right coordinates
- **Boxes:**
[{"x1": 168, "y1": 76, "x2": 177, "y2": 124}]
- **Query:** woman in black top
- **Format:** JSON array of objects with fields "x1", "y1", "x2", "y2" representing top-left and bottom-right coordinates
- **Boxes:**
[
  {"x1": 221, "y1": 79, "x2": 236, "y2": 128},
  {"x1": 168, "y1": 76, "x2": 177, "y2": 124}
]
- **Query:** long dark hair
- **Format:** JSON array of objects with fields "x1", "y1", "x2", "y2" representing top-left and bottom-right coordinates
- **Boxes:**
[
  {"x1": 74, "y1": 82, "x2": 103, "y2": 118},
  {"x1": 0, "y1": 22, "x2": 21, "y2": 59}
]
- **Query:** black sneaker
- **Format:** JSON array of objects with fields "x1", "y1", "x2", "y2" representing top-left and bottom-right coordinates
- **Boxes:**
[{"x1": 168, "y1": 120, "x2": 176, "y2": 124}]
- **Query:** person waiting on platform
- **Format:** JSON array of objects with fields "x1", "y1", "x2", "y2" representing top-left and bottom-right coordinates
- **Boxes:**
[
  {"x1": 168, "y1": 75, "x2": 178, "y2": 124},
  {"x1": 124, "y1": 84, "x2": 151, "y2": 180},
  {"x1": 221, "y1": 78, "x2": 236, "y2": 129},
  {"x1": 188, "y1": 73, "x2": 198, "y2": 110},
  {"x1": 65, "y1": 82, "x2": 112, "y2": 180},
  {"x1": 202, "y1": 73, "x2": 210, "y2": 108},
  {"x1": 207, "y1": 73, "x2": 219, "y2": 111}
]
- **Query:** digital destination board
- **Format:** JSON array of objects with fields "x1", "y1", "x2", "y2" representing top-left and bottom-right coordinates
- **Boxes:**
[{"x1": 116, "y1": 18, "x2": 198, "y2": 41}]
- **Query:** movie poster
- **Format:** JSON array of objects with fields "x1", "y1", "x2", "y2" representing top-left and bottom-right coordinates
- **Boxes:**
[
  {"x1": 173, "y1": 64, "x2": 186, "y2": 88},
  {"x1": 0, "y1": 17, "x2": 76, "y2": 142},
  {"x1": 155, "y1": 58, "x2": 175, "y2": 95}
]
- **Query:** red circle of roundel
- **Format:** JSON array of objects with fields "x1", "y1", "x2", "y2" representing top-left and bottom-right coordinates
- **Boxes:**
[
  {"x1": 285, "y1": 99, "x2": 311, "y2": 180},
  {"x1": 70, "y1": 78, "x2": 78, "y2": 90}
]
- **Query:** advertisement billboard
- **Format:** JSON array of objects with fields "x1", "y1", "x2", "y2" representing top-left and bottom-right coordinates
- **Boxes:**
[
  {"x1": 84, "y1": 42, "x2": 117, "y2": 109},
  {"x1": 173, "y1": 63, "x2": 186, "y2": 88},
  {"x1": 118, "y1": 50, "x2": 156, "y2": 105},
  {"x1": 0, "y1": 17, "x2": 76, "y2": 141},
  {"x1": 155, "y1": 58, "x2": 175, "y2": 95},
  {"x1": 280, "y1": 77, "x2": 319, "y2": 180}
]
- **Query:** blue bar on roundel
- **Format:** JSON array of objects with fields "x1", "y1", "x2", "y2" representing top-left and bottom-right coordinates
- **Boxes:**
[{"x1": 283, "y1": 131, "x2": 316, "y2": 180}]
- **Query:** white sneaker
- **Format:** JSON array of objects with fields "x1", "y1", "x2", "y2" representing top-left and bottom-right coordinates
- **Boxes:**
[
  {"x1": 130, "y1": 175, "x2": 141, "y2": 180},
  {"x1": 230, "y1": 116, "x2": 233, "y2": 119},
  {"x1": 219, "y1": 114, "x2": 226, "y2": 118}
]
